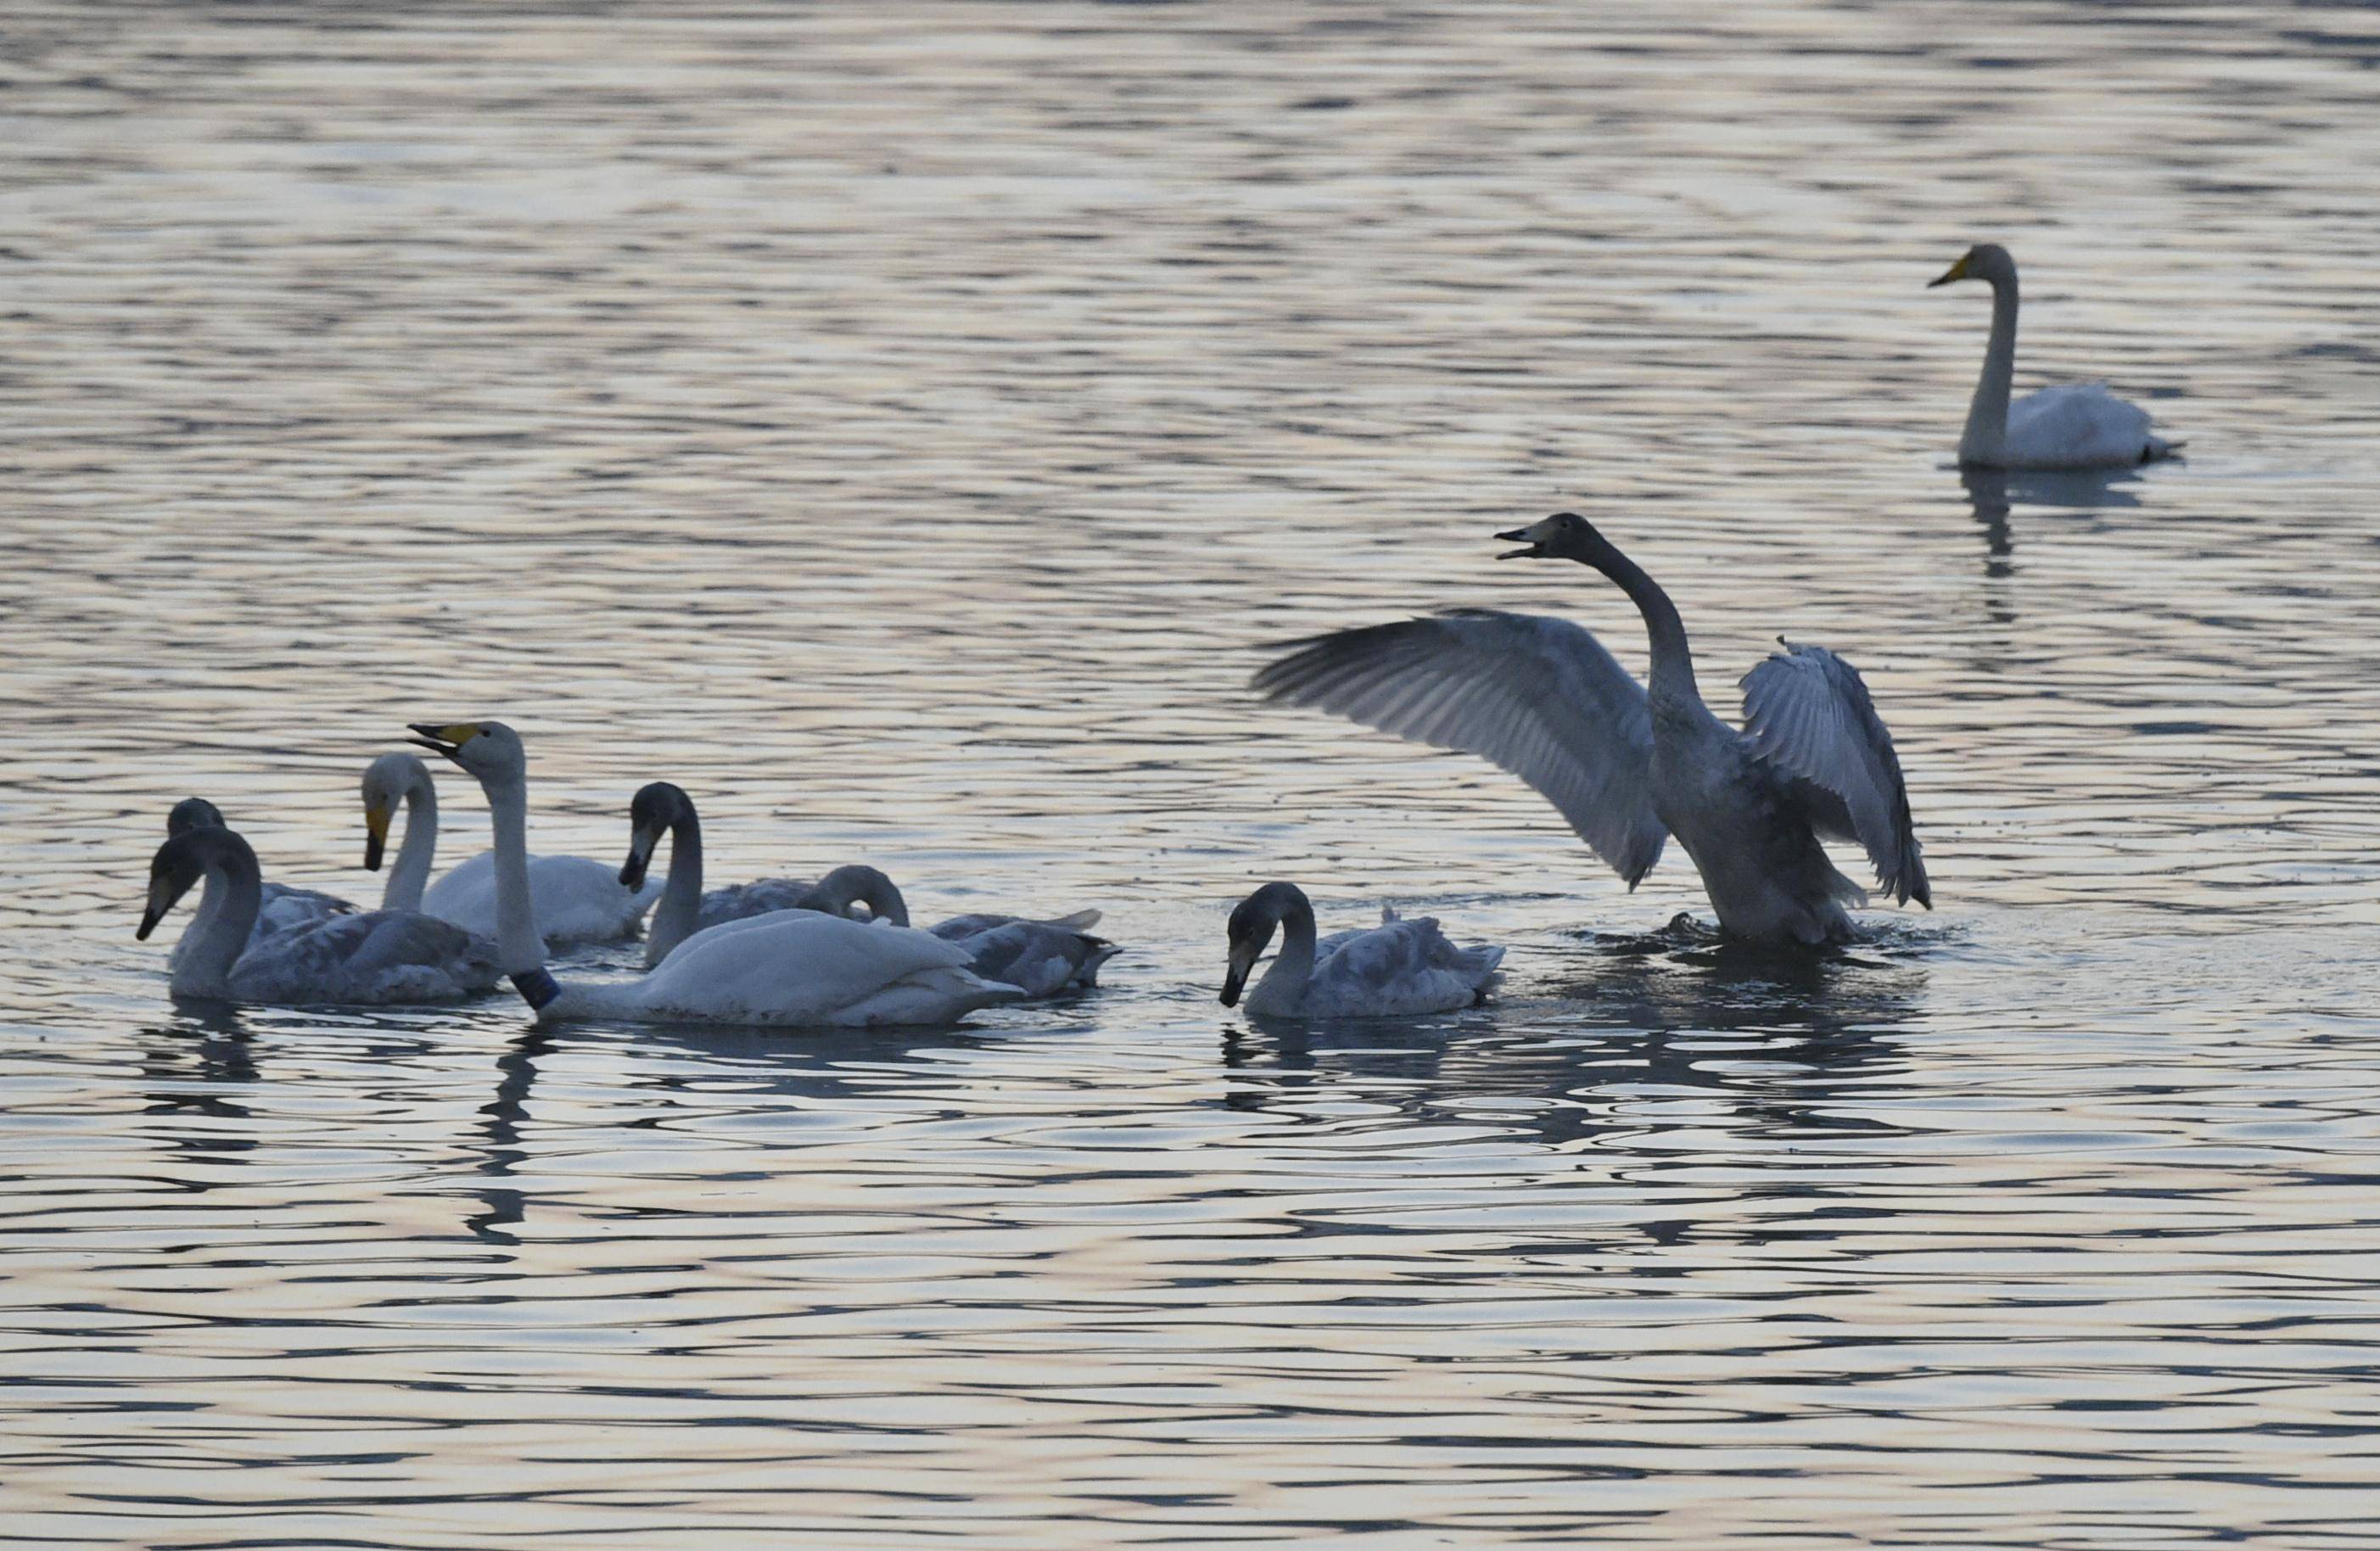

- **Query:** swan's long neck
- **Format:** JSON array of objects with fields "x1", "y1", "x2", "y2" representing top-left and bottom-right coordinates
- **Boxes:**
[
  {"x1": 644, "y1": 803, "x2": 704, "y2": 969},
  {"x1": 174, "y1": 836, "x2": 262, "y2": 998},
  {"x1": 1254, "y1": 894, "x2": 1319, "y2": 1001},
  {"x1": 384, "y1": 768, "x2": 440, "y2": 912},
  {"x1": 1588, "y1": 544, "x2": 1702, "y2": 708},
  {"x1": 482, "y1": 771, "x2": 557, "y2": 1005},
  {"x1": 1961, "y1": 272, "x2": 2019, "y2": 466}
]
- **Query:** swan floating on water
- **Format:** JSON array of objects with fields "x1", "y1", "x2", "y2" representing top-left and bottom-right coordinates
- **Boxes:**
[
  {"x1": 361, "y1": 750, "x2": 659, "y2": 951},
  {"x1": 411, "y1": 722, "x2": 1023, "y2": 1027},
  {"x1": 1930, "y1": 244, "x2": 2178, "y2": 469},
  {"x1": 795, "y1": 863, "x2": 1117, "y2": 1000},
  {"x1": 1219, "y1": 882, "x2": 1504, "y2": 1017},
  {"x1": 138, "y1": 826, "x2": 501, "y2": 1004},
  {"x1": 164, "y1": 797, "x2": 356, "y2": 970},
  {"x1": 619, "y1": 782, "x2": 1117, "y2": 999},
  {"x1": 1254, "y1": 512, "x2": 1929, "y2": 945}
]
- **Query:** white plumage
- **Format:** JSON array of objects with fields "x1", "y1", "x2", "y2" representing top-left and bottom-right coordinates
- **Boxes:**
[{"x1": 1930, "y1": 244, "x2": 2178, "y2": 470}]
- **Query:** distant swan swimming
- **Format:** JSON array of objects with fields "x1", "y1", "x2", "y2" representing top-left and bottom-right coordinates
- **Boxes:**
[
  {"x1": 795, "y1": 864, "x2": 1117, "y2": 1000},
  {"x1": 139, "y1": 826, "x2": 501, "y2": 1004},
  {"x1": 1254, "y1": 512, "x2": 1929, "y2": 945},
  {"x1": 361, "y1": 751, "x2": 659, "y2": 951},
  {"x1": 411, "y1": 722, "x2": 1023, "y2": 1027},
  {"x1": 1930, "y1": 244, "x2": 2178, "y2": 469},
  {"x1": 1219, "y1": 882, "x2": 1504, "y2": 1017},
  {"x1": 164, "y1": 797, "x2": 355, "y2": 970}
]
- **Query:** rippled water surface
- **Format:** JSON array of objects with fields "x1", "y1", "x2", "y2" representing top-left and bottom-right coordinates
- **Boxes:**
[{"x1": 8, "y1": 3, "x2": 2380, "y2": 1545}]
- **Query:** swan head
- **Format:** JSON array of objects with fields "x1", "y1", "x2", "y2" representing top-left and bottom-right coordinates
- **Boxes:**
[
  {"x1": 167, "y1": 797, "x2": 227, "y2": 838},
  {"x1": 797, "y1": 864, "x2": 911, "y2": 928},
  {"x1": 360, "y1": 751, "x2": 429, "y2": 871},
  {"x1": 620, "y1": 781, "x2": 692, "y2": 889},
  {"x1": 137, "y1": 828, "x2": 249, "y2": 941},
  {"x1": 1494, "y1": 511, "x2": 1613, "y2": 564},
  {"x1": 1220, "y1": 881, "x2": 1305, "y2": 1006},
  {"x1": 406, "y1": 720, "x2": 525, "y2": 786},
  {"x1": 1929, "y1": 243, "x2": 2015, "y2": 289}
]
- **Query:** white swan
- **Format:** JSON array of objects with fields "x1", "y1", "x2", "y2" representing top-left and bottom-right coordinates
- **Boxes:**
[
  {"x1": 794, "y1": 864, "x2": 1119, "y2": 999},
  {"x1": 138, "y1": 826, "x2": 501, "y2": 1004},
  {"x1": 1930, "y1": 244, "x2": 2178, "y2": 469},
  {"x1": 361, "y1": 751, "x2": 659, "y2": 950},
  {"x1": 1219, "y1": 882, "x2": 1504, "y2": 1017},
  {"x1": 1254, "y1": 512, "x2": 1929, "y2": 945},
  {"x1": 619, "y1": 781, "x2": 821, "y2": 969},
  {"x1": 408, "y1": 721, "x2": 1023, "y2": 1027},
  {"x1": 164, "y1": 797, "x2": 356, "y2": 970}
]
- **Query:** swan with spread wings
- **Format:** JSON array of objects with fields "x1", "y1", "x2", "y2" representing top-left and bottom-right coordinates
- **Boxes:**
[{"x1": 1253, "y1": 513, "x2": 1929, "y2": 945}]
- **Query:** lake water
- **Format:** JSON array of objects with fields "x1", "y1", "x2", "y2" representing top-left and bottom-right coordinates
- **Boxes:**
[{"x1": 7, "y1": 3, "x2": 2380, "y2": 1545}]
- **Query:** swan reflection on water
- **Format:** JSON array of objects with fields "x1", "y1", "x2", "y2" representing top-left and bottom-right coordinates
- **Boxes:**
[{"x1": 1220, "y1": 919, "x2": 1932, "y2": 1157}]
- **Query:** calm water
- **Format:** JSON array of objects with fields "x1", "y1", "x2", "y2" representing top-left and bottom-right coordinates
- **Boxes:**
[{"x1": 7, "y1": 3, "x2": 2380, "y2": 1545}]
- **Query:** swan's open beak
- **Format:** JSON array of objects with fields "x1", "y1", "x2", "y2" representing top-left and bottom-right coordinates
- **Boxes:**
[
  {"x1": 1495, "y1": 520, "x2": 1552, "y2": 561},
  {"x1": 619, "y1": 826, "x2": 660, "y2": 890},
  {"x1": 1928, "y1": 254, "x2": 1970, "y2": 288},
  {"x1": 363, "y1": 801, "x2": 391, "y2": 871},
  {"x1": 1218, "y1": 941, "x2": 1258, "y2": 1007},
  {"x1": 407, "y1": 723, "x2": 478, "y2": 762}
]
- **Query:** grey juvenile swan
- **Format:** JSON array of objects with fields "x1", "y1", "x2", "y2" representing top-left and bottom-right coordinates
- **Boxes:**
[
  {"x1": 1930, "y1": 243, "x2": 2178, "y2": 469},
  {"x1": 1254, "y1": 513, "x2": 1929, "y2": 945}
]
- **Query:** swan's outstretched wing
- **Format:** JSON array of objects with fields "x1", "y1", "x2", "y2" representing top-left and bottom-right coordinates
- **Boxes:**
[
  {"x1": 1738, "y1": 641, "x2": 1929, "y2": 907},
  {"x1": 1252, "y1": 609, "x2": 1666, "y2": 886}
]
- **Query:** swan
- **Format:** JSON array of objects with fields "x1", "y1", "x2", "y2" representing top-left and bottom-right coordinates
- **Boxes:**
[
  {"x1": 138, "y1": 826, "x2": 501, "y2": 1004},
  {"x1": 408, "y1": 721, "x2": 1024, "y2": 1027},
  {"x1": 1930, "y1": 244, "x2": 2178, "y2": 469},
  {"x1": 793, "y1": 864, "x2": 1119, "y2": 999},
  {"x1": 1253, "y1": 512, "x2": 1929, "y2": 945},
  {"x1": 164, "y1": 797, "x2": 356, "y2": 970},
  {"x1": 361, "y1": 750, "x2": 659, "y2": 950},
  {"x1": 618, "y1": 781, "x2": 824, "y2": 969},
  {"x1": 1219, "y1": 882, "x2": 1504, "y2": 1017}
]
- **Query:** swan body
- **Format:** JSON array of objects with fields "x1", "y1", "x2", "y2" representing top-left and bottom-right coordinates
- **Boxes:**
[
  {"x1": 797, "y1": 865, "x2": 1118, "y2": 999},
  {"x1": 1220, "y1": 882, "x2": 1504, "y2": 1018},
  {"x1": 165, "y1": 798, "x2": 356, "y2": 970},
  {"x1": 138, "y1": 827, "x2": 501, "y2": 1004},
  {"x1": 1253, "y1": 512, "x2": 1929, "y2": 945},
  {"x1": 361, "y1": 751, "x2": 659, "y2": 950},
  {"x1": 412, "y1": 722, "x2": 1022, "y2": 1027},
  {"x1": 1931, "y1": 244, "x2": 2177, "y2": 469}
]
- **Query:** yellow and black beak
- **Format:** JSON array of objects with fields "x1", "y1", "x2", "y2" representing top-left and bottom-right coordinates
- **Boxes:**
[
  {"x1": 407, "y1": 722, "x2": 479, "y2": 763},
  {"x1": 1928, "y1": 253, "x2": 1971, "y2": 288},
  {"x1": 363, "y1": 801, "x2": 392, "y2": 871},
  {"x1": 1219, "y1": 940, "x2": 1259, "y2": 1007}
]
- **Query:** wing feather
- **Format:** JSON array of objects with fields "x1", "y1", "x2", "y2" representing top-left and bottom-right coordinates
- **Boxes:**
[
  {"x1": 1253, "y1": 609, "x2": 1666, "y2": 885},
  {"x1": 1738, "y1": 641, "x2": 1929, "y2": 906}
]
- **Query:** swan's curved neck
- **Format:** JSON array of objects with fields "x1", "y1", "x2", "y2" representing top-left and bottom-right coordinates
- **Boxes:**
[
  {"x1": 1586, "y1": 544, "x2": 1701, "y2": 706},
  {"x1": 384, "y1": 768, "x2": 440, "y2": 912},
  {"x1": 174, "y1": 836, "x2": 262, "y2": 997},
  {"x1": 644, "y1": 802, "x2": 704, "y2": 969},
  {"x1": 1961, "y1": 272, "x2": 2019, "y2": 465},
  {"x1": 482, "y1": 770, "x2": 557, "y2": 1004},
  {"x1": 1252, "y1": 893, "x2": 1319, "y2": 1002}
]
